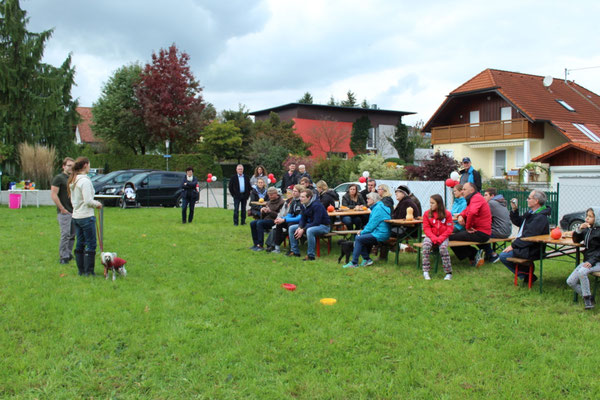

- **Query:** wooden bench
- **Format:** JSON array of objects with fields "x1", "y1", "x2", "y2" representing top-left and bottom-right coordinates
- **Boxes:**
[
  {"x1": 413, "y1": 238, "x2": 514, "y2": 271},
  {"x1": 506, "y1": 257, "x2": 535, "y2": 289}
]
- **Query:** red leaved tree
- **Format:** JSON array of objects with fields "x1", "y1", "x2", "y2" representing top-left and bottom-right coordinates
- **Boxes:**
[{"x1": 136, "y1": 44, "x2": 205, "y2": 153}]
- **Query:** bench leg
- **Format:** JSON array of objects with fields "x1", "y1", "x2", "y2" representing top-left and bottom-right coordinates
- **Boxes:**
[
  {"x1": 434, "y1": 249, "x2": 439, "y2": 274},
  {"x1": 514, "y1": 265, "x2": 519, "y2": 286}
]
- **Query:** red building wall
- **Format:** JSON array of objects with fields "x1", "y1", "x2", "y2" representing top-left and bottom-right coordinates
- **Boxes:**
[{"x1": 293, "y1": 118, "x2": 354, "y2": 159}]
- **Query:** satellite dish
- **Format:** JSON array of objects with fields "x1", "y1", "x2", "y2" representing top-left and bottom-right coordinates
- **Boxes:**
[{"x1": 543, "y1": 75, "x2": 553, "y2": 87}]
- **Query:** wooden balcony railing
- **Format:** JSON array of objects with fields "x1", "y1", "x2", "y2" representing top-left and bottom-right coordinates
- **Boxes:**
[{"x1": 431, "y1": 118, "x2": 543, "y2": 145}]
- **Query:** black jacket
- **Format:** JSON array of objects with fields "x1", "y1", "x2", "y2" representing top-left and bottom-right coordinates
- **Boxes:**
[
  {"x1": 228, "y1": 174, "x2": 251, "y2": 200},
  {"x1": 180, "y1": 176, "x2": 199, "y2": 201},
  {"x1": 319, "y1": 189, "x2": 339, "y2": 209},
  {"x1": 280, "y1": 171, "x2": 298, "y2": 190},
  {"x1": 573, "y1": 210, "x2": 600, "y2": 265},
  {"x1": 510, "y1": 206, "x2": 551, "y2": 260},
  {"x1": 341, "y1": 192, "x2": 366, "y2": 209},
  {"x1": 381, "y1": 196, "x2": 394, "y2": 215},
  {"x1": 392, "y1": 196, "x2": 419, "y2": 220}
]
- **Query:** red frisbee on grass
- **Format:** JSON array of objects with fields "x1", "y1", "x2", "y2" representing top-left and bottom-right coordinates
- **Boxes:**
[{"x1": 282, "y1": 283, "x2": 297, "y2": 291}]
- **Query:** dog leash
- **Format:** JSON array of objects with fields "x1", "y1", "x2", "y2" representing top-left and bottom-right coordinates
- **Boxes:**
[{"x1": 95, "y1": 209, "x2": 104, "y2": 252}]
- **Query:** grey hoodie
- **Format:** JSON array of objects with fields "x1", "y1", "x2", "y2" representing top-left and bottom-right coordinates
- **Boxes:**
[{"x1": 489, "y1": 194, "x2": 512, "y2": 238}]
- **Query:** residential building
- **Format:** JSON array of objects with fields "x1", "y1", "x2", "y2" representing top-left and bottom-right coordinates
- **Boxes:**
[
  {"x1": 250, "y1": 103, "x2": 414, "y2": 159},
  {"x1": 75, "y1": 107, "x2": 102, "y2": 147},
  {"x1": 423, "y1": 69, "x2": 600, "y2": 182}
]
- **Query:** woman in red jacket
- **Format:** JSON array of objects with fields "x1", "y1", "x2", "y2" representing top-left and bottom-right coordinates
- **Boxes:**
[{"x1": 422, "y1": 194, "x2": 455, "y2": 280}]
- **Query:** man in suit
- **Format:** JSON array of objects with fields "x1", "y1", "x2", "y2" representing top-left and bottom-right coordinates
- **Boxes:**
[{"x1": 228, "y1": 164, "x2": 251, "y2": 226}]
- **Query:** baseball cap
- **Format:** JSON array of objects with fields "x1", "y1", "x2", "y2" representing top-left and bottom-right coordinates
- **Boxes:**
[{"x1": 462, "y1": 157, "x2": 471, "y2": 163}]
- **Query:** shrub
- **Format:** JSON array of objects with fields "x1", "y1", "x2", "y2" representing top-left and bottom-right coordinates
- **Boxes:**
[
  {"x1": 404, "y1": 151, "x2": 459, "y2": 181},
  {"x1": 349, "y1": 154, "x2": 404, "y2": 180},
  {"x1": 312, "y1": 157, "x2": 351, "y2": 187},
  {"x1": 483, "y1": 178, "x2": 509, "y2": 191},
  {"x1": 18, "y1": 143, "x2": 56, "y2": 189}
]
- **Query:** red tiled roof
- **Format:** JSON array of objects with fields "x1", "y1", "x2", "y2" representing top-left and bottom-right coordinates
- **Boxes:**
[
  {"x1": 532, "y1": 141, "x2": 600, "y2": 162},
  {"x1": 76, "y1": 107, "x2": 101, "y2": 143},
  {"x1": 450, "y1": 69, "x2": 600, "y2": 125}
]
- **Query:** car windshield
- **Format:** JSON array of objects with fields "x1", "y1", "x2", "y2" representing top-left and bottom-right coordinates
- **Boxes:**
[{"x1": 94, "y1": 170, "x2": 120, "y2": 183}]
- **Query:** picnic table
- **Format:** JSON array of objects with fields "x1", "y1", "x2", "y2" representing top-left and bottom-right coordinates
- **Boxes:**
[
  {"x1": 328, "y1": 208, "x2": 370, "y2": 217},
  {"x1": 521, "y1": 234, "x2": 583, "y2": 293},
  {"x1": 385, "y1": 218, "x2": 423, "y2": 264}
]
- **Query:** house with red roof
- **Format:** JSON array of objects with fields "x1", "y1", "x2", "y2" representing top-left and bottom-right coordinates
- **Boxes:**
[
  {"x1": 75, "y1": 107, "x2": 102, "y2": 147},
  {"x1": 250, "y1": 103, "x2": 414, "y2": 160},
  {"x1": 423, "y1": 69, "x2": 600, "y2": 184}
]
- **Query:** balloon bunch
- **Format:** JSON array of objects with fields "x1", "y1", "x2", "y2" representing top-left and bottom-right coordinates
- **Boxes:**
[
  {"x1": 358, "y1": 170, "x2": 369, "y2": 183},
  {"x1": 445, "y1": 171, "x2": 460, "y2": 187},
  {"x1": 267, "y1": 173, "x2": 277, "y2": 184},
  {"x1": 206, "y1": 173, "x2": 218, "y2": 183}
]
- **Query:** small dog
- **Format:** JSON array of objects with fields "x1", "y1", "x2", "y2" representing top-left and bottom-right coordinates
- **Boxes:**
[
  {"x1": 100, "y1": 252, "x2": 127, "y2": 281},
  {"x1": 337, "y1": 240, "x2": 354, "y2": 264}
]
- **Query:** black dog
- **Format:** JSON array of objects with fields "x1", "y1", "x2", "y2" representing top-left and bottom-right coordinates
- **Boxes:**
[{"x1": 337, "y1": 239, "x2": 354, "y2": 264}]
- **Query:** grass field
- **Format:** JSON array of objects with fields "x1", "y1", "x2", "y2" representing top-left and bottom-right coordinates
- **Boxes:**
[{"x1": 1, "y1": 206, "x2": 600, "y2": 399}]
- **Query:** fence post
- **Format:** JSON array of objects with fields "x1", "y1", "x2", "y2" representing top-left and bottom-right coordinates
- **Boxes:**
[{"x1": 223, "y1": 178, "x2": 228, "y2": 209}]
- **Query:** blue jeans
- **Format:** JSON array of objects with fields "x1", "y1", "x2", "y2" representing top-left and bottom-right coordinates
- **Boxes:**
[
  {"x1": 181, "y1": 197, "x2": 195, "y2": 223},
  {"x1": 352, "y1": 233, "x2": 379, "y2": 264},
  {"x1": 288, "y1": 224, "x2": 330, "y2": 257},
  {"x1": 233, "y1": 196, "x2": 247, "y2": 225},
  {"x1": 342, "y1": 215, "x2": 363, "y2": 230},
  {"x1": 73, "y1": 216, "x2": 97, "y2": 253},
  {"x1": 251, "y1": 219, "x2": 275, "y2": 247},
  {"x1": 499, "y1": 250, "x2": 536, "y2": 280}
]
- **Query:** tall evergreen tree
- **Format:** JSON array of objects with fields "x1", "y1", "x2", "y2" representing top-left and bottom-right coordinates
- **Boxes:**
[
  {"x1": 390, "y1": 119, "x2": 414, "y2": 162},
  {"x1": 327, "y1": 95, "x2": 337, "y2": 106},
  {"x1": 340, "y1": 90, "x2": 357, "y2": 107},
  {"x1": 350, "y1": 116, "x2": 371, "y2": 155},
  {"x1": 0, "y1": 0, "x2": 79, "y2": 165},
  {"x1": 298, "y1": 92, "x2": 313, "y2": 104}
]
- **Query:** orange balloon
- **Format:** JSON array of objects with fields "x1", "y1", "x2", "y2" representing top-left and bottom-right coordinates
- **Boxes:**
[
  {"x1": 550, "y1": 227, "x2": 562, "y2": 240},
  {"x1": 327, "y1": 205, "x2": 335, "y2": 212}
]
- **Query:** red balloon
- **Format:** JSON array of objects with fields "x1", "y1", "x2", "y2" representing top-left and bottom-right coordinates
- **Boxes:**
[
  {"x1": 207, "y1": 173, "x2": 213, "y2": 179},
  {"x1": 268, "y1": 173, "x2": 275, "y2": 179},
  {"x1": 206, "y1": 178, "x2": 211, "y2": 183},
  {"x1": 551, "y1": 227, "x2": 562, "y2": 240},
  {"x1": 270, "y1": 178, "x2": 276, "y2": 183},
  {"x1": 358, "y1": 176, "x2": 367, "y2": 183},
  {"x1": 445, "y1": 178, "x2": 456, "y2": 187}
]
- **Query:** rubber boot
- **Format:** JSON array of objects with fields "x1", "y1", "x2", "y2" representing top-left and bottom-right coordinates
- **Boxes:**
[
  {"x1": 74, "y1": 249, "x2": 85, "y2": 276},
  {"x1": 583, "y1": 296, "x2": 594, "y2": 310},
  {"x1": 378, "y1": 244, "x2": 389, "y2": 262},
  {"x1": 84, "y1": 251, "x2": 96, "y2": 276}
]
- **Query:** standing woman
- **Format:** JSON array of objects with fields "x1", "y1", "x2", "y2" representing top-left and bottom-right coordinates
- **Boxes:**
[
  {"x1": 250, "y1": 165, "x2": 268, "y2": 188},
  {"x1": 181, "y1": 166, "x2": 199, "y2": 224},
  {"x1": 421, "y1": 194, "x2": 454, "y2": 281},
  {"x1": 68, "y1": 157, "x2": 102, "y2": 276}
]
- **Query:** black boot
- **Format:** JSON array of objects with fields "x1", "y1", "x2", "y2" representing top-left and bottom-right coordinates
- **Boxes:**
[
  {"x1": 84, "y1": 251, "x2": 96, "y2": 276},
  {"x1": 74, "y1": 249, "x2": 85, "y2": 276},
  {"x1": 583, "y1": 296, "x2": 594, "y2": 310}
]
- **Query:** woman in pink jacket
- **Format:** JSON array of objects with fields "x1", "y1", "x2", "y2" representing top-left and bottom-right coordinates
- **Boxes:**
[{"x1": 422, "y1": 194, "x2": 454, "y2": 281}]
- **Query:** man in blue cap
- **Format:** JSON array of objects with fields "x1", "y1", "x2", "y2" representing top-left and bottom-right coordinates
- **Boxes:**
[{"x1": 459, "y1": 157, "x2": 482, "y2": 192}]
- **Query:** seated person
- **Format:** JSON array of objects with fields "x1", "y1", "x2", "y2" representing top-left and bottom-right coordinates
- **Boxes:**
[
  {"x1": 499, "y1": 190, "x2": 550, "y2": 285},
  {"x1": 451, "y1": 184, "x2": 467, "y2": 233},
  {"x1": 449, "y1": 182, "x2": 491, "y2": 267},
  {"x1": 567, "y1": 207, "x2": 600, "y2": 310},
  {"x1": 341, "y1": 183, "x2": 366, "y2": 230},
  {"x1": 288, "y1": 188, "x2": 331, "y2": 261},
  {"x1": 421, "y1": 194, "x2": 454, "y2": 281},
  {"x1": 249, "y1": 187, "x2": 284, "y2": 251},
  {"x1": 249, "y1": 177, "x2": 268, "y2": 219},
  {"x1": 316, "y1": 180, "x2": 339, "y2": 209},
  {"x1": 478, "y1": 187, "x2": 512, "y2": 263},
  {"x1": 360, "y1": 178, "x2": 376, "y2": 203},
  {"x1": 343, "y1": 192, "x2": 391, "y2": 268},
  {"x1": 376, "y1": 184, "x2": 394, "y2": 214},
  {"x1": 268, "y1": 185, "x2": 304, "y2": 253}
]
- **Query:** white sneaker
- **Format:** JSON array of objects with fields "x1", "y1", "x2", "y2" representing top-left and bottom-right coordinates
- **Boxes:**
[
  {"x1": 423, "y1": 272, "x2": 431, "y2": 280},
  {"x1": 444, "y1": 274, "x2": 452, "y2": 281}
]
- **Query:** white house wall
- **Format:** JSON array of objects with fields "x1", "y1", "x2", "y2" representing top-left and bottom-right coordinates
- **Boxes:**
[{"x1": 376, "y1": 125, "x2": 399, "y2": 159}]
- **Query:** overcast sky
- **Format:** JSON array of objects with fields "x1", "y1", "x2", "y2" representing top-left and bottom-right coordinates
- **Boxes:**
[{"x1": 23, "y1": 0, "x2": 600, "y2": 126}]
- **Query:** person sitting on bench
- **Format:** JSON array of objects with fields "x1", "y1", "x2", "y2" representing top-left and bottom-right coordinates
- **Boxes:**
[
  {"x1": 449, "y1": 182, "x2": 492, "y2": 267},
  {"x1": 498, "y1": 190, "x2": 550, "y2": 285}
]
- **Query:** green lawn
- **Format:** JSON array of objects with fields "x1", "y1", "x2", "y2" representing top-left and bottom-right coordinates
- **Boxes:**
[{"x1": 1, "y1": 206, "x2": 599, "y2": 399}]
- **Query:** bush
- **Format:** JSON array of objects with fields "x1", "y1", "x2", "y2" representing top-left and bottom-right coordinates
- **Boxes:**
[
  {"x1": 312, "y1": 157, "x2": 359, "y2": 187},
  {"x1": 482, "y1": 178, "x2": 509, "y2": 191},
  {"x1": 18, "y1": 143, "x2": 56, "y2": 189},
  {"x1": 384, "y1": 157, "x2": 403, "y2": 165},
  {"x1": 404, "y1": 151, "x2": 459, "y2": 181},
  {"x1": 349, "y1": 154, "x2": 404, "y2": 181}
]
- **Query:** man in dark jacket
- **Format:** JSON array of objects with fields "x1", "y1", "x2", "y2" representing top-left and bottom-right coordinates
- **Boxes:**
[
  {"x1": 288, "y1": 188, "x2": 331, "y2": 261},
  {"x1": 449, "y1": 182, "x2": 492, "y2": 266},
  {"x1": 180, "y1": 166, "x2": 199, "y2": 224},
  {"x1": 249, "y1": 187, "x2": 284, "y2": 251},
  {"x1": 297, "y1": 164, "x2": 312, "y2": 183},
  {"x1": 280, "y1": 163, "x2": 298, "y2": 190},
  {"x1": 360, "y1": 178, "x2": 376, "y2": 203},
  {"x1": 459, "y1": 157, "x2": 482, "y2": 192},
  {"x1": 228, "y1": 164, "x2": 252, "y2": 226},
  {"x1": 499, "y1": 189, "x2": 550, "y2": 284}
]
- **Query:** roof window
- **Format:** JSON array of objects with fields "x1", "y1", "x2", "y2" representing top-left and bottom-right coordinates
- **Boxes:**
[
  {"x1": 573, "y1": 123, "x2": 600, "y2": 142},
  {"x1": 556, "y1": 99, "x2": 575, "y2": 112}
]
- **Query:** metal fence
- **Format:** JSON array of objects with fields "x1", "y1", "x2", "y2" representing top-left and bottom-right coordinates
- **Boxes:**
[
  {"x1": 495, "y1": 189, "x2": 558, "y2": 227},
  {"x1": 557, "y1": 177, "x2": 600, "y2": 220}
]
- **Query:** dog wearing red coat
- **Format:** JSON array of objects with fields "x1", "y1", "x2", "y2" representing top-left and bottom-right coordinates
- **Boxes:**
[{"x1": 100, "y1": 252, "x2": 127, "y2": 281}]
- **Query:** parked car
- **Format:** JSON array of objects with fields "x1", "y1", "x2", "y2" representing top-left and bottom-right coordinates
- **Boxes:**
[
  {"x1": 334, "y1": 181, "x2": 366, "y2": 200},
  {"x1": 120, "y1": 171, "x2": 187, "y2": 208},
  {"x1": 94, "y1": 169, "x2": 154, "y2": 206},
  {"x1": 560, "y1": 211, "x2": 586, "y2": 231}
]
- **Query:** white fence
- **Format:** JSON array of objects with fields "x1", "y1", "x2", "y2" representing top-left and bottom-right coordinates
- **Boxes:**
[
  {"x1": 558, "y1": 176, "x2": 600, "y2": 218},
  {"x1": 376, "y1": 180, "x2": 450, "y2": 212}
]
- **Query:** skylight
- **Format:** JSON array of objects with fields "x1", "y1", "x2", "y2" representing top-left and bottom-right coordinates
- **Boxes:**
[
  {"x1": 573, "y1": 123, "x2": 600, "y2": 142},
  {"x1": 557, "y1": 99, "x2": 575, "y2": 112}
]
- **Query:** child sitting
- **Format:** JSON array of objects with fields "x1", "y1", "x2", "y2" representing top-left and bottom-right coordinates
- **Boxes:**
[
  {"x1": 567, "y1": 207, "x2": 600, "y2": 310},
  {"x1": 422, "y1": 194, "x2": 454, "y2": 280}
]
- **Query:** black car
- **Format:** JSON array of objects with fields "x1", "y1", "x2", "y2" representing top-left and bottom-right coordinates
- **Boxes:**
[
  {"x1": 560, "y1": 211, "x2": 586, "y2": 231},
  {"x1": 120, "y1": 171, "x2": 187, "y2": 208},
  {"x1": 93, "y1": 169, "x2": 153, "y2": 194}
]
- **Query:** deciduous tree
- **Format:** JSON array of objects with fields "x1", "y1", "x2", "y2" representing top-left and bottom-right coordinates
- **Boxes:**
[
  {"x1": 221, "y1": 105, "x2": 253, "y2": 162},
  {"x1": 304, "y1": 119, "x2": 350, "y2": 157},
  {"x1": 253, "y1": 112, "x2": 309, "y2": 156},
  {"x1": 136, "y1": 44, "x2": 205, "y2": 153},
  {"x1": 93, "y1": 64, "x2": 152, "y2": 154},
  {"x1": 200, "y1": 120, "x2": 242, "y2": 162}
]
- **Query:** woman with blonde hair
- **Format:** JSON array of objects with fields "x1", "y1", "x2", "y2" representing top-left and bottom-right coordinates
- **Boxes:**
[
  {"x1": 376, "y1": 184, "x2": 394, "y2": 213},
  {"x1": 316, "y1": 180, "x2": 338, "y2": 209},
  {"x1": 68, "y1": 157, "x2": 102, "y2": 276}
]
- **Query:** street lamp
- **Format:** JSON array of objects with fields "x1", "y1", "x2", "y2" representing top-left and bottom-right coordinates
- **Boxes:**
[{"x1": 165, "y1": 139, "x2": 170, "y2": 171}]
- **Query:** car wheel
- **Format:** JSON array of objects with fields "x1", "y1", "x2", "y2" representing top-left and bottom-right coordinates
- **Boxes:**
[
  {"x1": 176, "y1": 196, "x2": 183, "y2": 208},
  {"x1": 569, "y1": 220, "x2": 584, "y2": 231}
]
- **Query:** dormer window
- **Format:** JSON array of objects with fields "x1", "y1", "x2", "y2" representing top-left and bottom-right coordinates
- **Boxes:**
[{"x1": 556, "y1": 99, "x2": 575, "y2": 112}]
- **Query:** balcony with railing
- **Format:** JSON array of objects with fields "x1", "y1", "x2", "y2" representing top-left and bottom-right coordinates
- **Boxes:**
[{"x1": 431, "y1": 118, "x2": 543, "y2": 145}]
